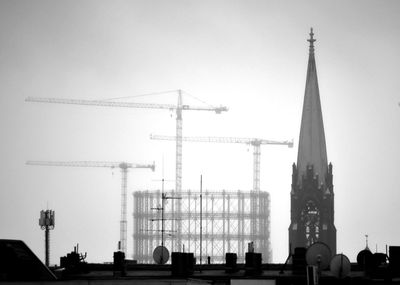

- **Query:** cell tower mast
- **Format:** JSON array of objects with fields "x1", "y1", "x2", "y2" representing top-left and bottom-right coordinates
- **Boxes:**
[{"x1": 39, "y1": 209, "x2": 55, "y2": 267}]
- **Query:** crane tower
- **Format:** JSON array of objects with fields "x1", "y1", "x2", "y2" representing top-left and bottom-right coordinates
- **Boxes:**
[
  {"x1": 27, "y1": 160, "x2": 155, "y2": 255},
  {"x1": 150, "y1": 135, "x2": 293, "y2": 192}
]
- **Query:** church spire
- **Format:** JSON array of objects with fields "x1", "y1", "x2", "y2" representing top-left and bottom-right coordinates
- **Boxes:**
[
  {"x1": 296, "y1": 28, "x2": 328, "y2": 186},
  {"x1": 289, "y1": 29, "x2": 336, "y2": 254}
]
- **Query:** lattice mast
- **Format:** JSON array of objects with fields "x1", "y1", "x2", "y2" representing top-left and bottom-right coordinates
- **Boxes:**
[
  {"x1": 120, "y1": 164, "x2": 128, "y2": 253},
  {"x1": 150, "y1": 180, "x2": 181, "y2": 244},
  {"x1": 27, "y1": 160, "x2": 154, "y2": 255},
  {"x1": 39, "y1": 209, "x2": 55, "y2": 267},
  {"x1": 175, "y1": 91, "x2": 183, "y2": 193}
]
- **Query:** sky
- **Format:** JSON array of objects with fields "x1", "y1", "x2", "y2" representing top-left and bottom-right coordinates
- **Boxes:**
[{"x1": 0, "y1": 0, "x2": 400, "y2": 264}]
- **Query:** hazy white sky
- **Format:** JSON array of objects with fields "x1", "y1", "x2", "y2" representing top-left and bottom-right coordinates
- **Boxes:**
[{"x1": 1, "y1": 0, "x2": 399, "y2": 264}]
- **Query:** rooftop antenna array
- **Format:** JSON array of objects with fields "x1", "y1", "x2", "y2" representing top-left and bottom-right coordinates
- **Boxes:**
[{"x1": 149, "y1": 178, "x2": 181, "y2": 264}]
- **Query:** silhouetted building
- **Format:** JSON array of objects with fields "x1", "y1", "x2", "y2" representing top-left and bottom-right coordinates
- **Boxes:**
[{"x1": 289, "y1": 29, "x2": 336, "y2": 254}]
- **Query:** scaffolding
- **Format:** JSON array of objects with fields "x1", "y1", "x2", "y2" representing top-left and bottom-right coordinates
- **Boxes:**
[{"x1": 133, "y1": 190, "x2": 271, "y2": 264}]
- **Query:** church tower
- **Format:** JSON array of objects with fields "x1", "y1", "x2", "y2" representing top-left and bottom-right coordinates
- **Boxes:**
[{"x1": 289, "y1": 29, "x2": 336, "y2": 254}]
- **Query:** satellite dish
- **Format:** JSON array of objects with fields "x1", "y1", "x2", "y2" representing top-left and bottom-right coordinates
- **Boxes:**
[
  {"x1": 153, "y1": 245, "x2": 169, "y2": 265},
  {"x1": 330, "y1": 254, "x2": 351, "y2": 278},
  {"x1": 306, "y1": 242, "x2": 332, "y2": 270},
  {"x1": 356, "y1": 249, "x2": 372, "y2": 268}
]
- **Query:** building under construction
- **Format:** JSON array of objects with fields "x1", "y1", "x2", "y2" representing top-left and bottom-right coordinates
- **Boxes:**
[{"x1": 133, "y1": 190, "x2": 271, "y2": 264}]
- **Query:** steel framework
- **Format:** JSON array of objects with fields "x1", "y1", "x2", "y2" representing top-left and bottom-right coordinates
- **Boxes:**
[{"x1": 133, "y1": 190, "x2": 271, "y2": 264}]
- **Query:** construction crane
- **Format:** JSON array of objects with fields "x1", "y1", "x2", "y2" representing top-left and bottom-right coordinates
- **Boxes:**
[
  {"x1": 150, "y1": 135, "x2": 293, "y2": 192},
  {"x1": 26, "y1": 160, "x2": 155, "y2": 255},
  {"x1": 26, "y1": 90, "x2": 227, "y2": 194}
]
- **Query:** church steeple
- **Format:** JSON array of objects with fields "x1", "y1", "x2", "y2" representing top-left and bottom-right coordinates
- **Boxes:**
[
  {"x1": 296, "y1": 28, "x2": 328, "y2": 186},
  {"x1": 289, "y1": 29, "x2": 336, "y2": 254}
]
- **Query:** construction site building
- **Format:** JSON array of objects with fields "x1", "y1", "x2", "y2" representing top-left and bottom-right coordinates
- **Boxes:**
[{"x1": 132, "y1": 190, "x2": 271, "y2": 264}]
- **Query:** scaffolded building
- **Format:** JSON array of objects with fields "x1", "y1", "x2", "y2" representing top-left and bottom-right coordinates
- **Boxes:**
[{"x1": 133, "y1": 190, "x2": 271, "y2": 263}]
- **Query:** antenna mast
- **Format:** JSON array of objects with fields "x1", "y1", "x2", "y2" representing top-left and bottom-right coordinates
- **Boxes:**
[
  {"x1": 200, "y1": 175, "x2": 203, "y2": 268},
  {"x1": 39, "y1": 209, "x2": 55, "y2": 267}
]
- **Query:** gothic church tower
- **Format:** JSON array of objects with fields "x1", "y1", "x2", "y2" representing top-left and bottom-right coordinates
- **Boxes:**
[{"x1": 289, "y1": 29, "x2": 336, "y2": 254}]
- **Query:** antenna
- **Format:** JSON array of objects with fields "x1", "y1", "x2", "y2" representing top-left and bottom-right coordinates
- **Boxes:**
[
  {"x1": 357, "y1": 249, "x2": 372, "y2": 269},
  {"x1": 330, "y1": 254, "x2": 351, "y2": 278},
  {"x1": 200, "y1": 174, "x2": 203, "y2": 269},
  {"x1": 162, "y1": 154, "x2": 164, "y2": 179},
  {"x1": 306, "y1": 242, "x2": 332, "y2": 270},
  {"x1": 153, "y1": 245, "x2": 170, "y2": 265},
  {"x1": 150, "y1": 183, "x2": 181, "y2": 262},
  {"x1": 305, "y1": 242, "x2": 332, "y2": 285}
]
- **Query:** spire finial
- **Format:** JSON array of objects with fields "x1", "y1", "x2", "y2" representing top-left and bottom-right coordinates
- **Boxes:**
[{"x1": 307, "y1": 27, "x2": 316, "y2": 52}]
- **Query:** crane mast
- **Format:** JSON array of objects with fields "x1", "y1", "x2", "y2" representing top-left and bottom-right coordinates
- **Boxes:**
[
  {"x1": 26, "y1": 160, "x2": 155, "y2": 255},
  {"x1": 175, "y1": 91, "x2": 183, "y2": 194},
  {"x1": 174, "y1": 92, "x2": 183, "y2": 246},
  {"x1": 253, "y1": 143, "x2": 261, "y2": 192},
  {"x1": 120, "y1": 165, "x2": 128, "y2": 254}
]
